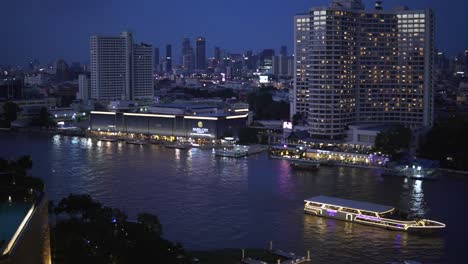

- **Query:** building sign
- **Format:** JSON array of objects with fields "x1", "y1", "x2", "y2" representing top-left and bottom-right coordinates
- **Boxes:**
[
  {"x1": 190, "y1": 121, "x2": 211, "y2": 137},
  {"x1": 283, "y1": 121, "x2": 293, "y2": 130},
  {"x1": 259, "y1": 75, "x2": 269, "y2": 84}
]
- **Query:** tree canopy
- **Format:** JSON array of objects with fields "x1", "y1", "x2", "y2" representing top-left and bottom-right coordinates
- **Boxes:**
[
  {"x1": 247, "y1": 88, "x2": 289, "y2": 120},
  {"x1": 419, "y1": 116, "x2": 468, "y2": 170},
  {"x1": 2, "y1": 101, "x2": 20, "y2": 126},
  {"x1": 373, "y1": 124, "x2": 412, "y2": 160},
  {"x1": 52, "y1": 194, "x2": 192, "y2": 264}
]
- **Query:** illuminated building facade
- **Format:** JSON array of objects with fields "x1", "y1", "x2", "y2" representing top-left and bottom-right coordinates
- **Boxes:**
[
  {"x1": 89, "y1": 106, "x2": 249, "y2": 139},
  {"x1": 292, "y1": 0, "x2": 434, "y2": 140},
  {"x1": 91, "y1": 31, "x2": 154, "y2": 101}
]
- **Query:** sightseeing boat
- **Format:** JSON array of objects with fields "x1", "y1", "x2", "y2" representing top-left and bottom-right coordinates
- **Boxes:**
[{"x1": 304, "y1": 195, "x2": 445, "y2": 232}]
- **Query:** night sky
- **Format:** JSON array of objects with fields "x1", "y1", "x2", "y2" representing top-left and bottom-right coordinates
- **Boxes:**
[{"x1": 1, "y1": 0, "x2": 467, "y2": 66}]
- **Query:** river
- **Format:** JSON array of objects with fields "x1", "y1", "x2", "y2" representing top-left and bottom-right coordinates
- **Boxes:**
[{"x1": 1, "y1": 132, "x2": 466, "y2": 263}]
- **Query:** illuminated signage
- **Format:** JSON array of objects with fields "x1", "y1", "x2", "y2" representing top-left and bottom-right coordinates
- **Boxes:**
[
  {"x1": 283, "y1": 122, "x2": 293, "y2": 130},
  {"x1": 191, "y1": 121, "x2": 210, "y2": 136},
  {"x1": 259, "y1": 75, "x2": 269, "y2": 84}
]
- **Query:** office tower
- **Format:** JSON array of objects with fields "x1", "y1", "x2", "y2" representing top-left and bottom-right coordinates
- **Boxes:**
[
  {"x1": 196, "y1": 37, "x2": 206, "y2": 70},
  {"x1": 280, "y1": 45, "x2": 288, "y2": 56},
  {"x1": 214, "y1": 47, "x2": 223, "y2": 63},
  {"x1": 182, "y1": 38, "x2": 194, "y2": 70},
  {"x1": 77, "y1": 74, "x2": 90, "y2": 103},
  {"x1": 258, "y1": 49, "x2": 275, "y2": 74},
  {"x1": 132, "y1": 43, "x2": 154, "y2": 99},
  {"x1": 165, "y1": 44, "x2": 172, "y2": 73},
  {"x1": 293, "y1": 0, "x2": 434, "y2": 140},
  {"x1": 154, "y1": 47, "x2": 160, "y2": 69},
  {"x1": 90, "y1": 31, "x2": 154, "y2": 101}
]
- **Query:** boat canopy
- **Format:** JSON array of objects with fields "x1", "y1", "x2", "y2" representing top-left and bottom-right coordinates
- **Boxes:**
[{"x1": 305, "y1": 195, "x2": 394, "y2": 213}]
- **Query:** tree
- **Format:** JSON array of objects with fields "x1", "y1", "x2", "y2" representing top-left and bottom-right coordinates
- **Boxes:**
[
  {"x1": 52, "y1": 194, "x2": 192, "y2": 264},
  {"x1": 247, "y1": 90, "x2": 290, "y2": 120},
  {"x1": 32, "y1": 107, "x2": 56, "y2": 128},
  {"x1": 238, "y1": 127, "x2": 258, "y2": 144},
  {"x1": 0, "y1": 155, "x2": 44, "y2": 194},
  {"x1": 54, "y1": 194, "x2": 102, "y2": 219},
  {"x1": 2, "y1": 101, "x2": 20, "y2": 126},
  {"x1": 292, "y1": 113, "x2": 303, "y2": 126},
  {"x1": 137, "y1": 213, "x2": 163, "y2": 236},
  {"x1": 419, "y1": 116, "x2": 468, "y2": 170},
  {"x1": 373, "y1": 124, "x2": 412, "y2": 160}
]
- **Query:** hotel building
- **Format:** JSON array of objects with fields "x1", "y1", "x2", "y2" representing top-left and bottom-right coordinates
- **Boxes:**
[
  {"x1": 90, "y1": 31, "x2": 154, "y2": 101},
  {"x1": 292, "y1": 0, "x2": 434, "y2": 140}
]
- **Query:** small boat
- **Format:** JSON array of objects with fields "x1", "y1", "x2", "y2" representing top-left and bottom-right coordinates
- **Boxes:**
[
  {"x1": 164, "y1": 143, "x2": 191, "y2": 150},
  {"x1": 126, "y1": 139, "x2": 147, "y2": 145},
  {"x1": 98, "y1": 137, "x2": 118, "y2": 142},
  {"x1": 290, "y1": 160, "x2": 320, "y2": 170},
  {"x1": 304, "y1": 195, "x2": 445, "y2": 232},
  {"x1": 215, "y1": 149, "x2": 248, "y2": 158}
]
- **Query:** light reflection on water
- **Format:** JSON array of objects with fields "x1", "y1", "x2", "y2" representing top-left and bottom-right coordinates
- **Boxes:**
[{"x1": 2, "y1": 133, "x2": 466, "y2": 263}]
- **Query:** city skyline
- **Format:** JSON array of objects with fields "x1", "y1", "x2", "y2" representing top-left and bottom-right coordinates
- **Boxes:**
[{"x1": 1, "y1": 0, "x2": 468, "y2": 66}]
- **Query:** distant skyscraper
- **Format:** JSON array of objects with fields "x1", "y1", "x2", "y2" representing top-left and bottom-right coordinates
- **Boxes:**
[
  {"x1": 154, "y1": 47, "x2": 160, "y2": 69},
  {"x1": 258, "y1": 49, "x2": 275, "y2": 74},
  {"x1": 293, "y1": 0, "x2": 434, "y2": 140},
  {"x1": 165, "y1": 44, "x2": 172, "y2": 73},
  {"x1": 280, "y1": 45, "x2": 287, "y2": 56},
  {"x1": 77, "y1": 74, "x2": 90, "y2": 103},
  {"x1": 196, "y1": 37, "x2": 206, "y2": 70},
  {"x1": 90, "y1": 31, "x2": 154, "y2": 101},
  {"x1": 182, "y1": 38, "x2": 194, "y2": 70},
  {"x1": 214, "y1": 46, "x2": 221, "y2": 63}
]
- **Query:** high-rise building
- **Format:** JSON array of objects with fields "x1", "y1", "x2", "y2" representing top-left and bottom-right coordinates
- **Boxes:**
[
  {"x1": 214, "y1": 46, "x2": 221, "y2": 63},
  {"x1": 182, "y1": 38, "x2": 194, "y2": 70},
  {"x1": 77, "y1": 74, "x2": 90, "y2": 103},
  {"x1": 258, "y1": 49, "x2": 275, "y2": 74},
  {"x1": 154, "y1": 47, "x2": 160, "y2": 69},
  {"x1": 293, "y1": 0, "x2": 434, "y2": 140},
  {"x1": 280, "y1": 45, "x2": 288, "y2": 57},
  {"x1": 132, "y1": 43, "x2": 154, "y2": 99},
  {"x1": 196, "y1": 37, "x2": 206, "y2": 70},
  {"x1": 90, "y1": 31, "x2": 154, "y2": 101},
  {"x1": 165, "y1": 44, "x2": 172, "y2": 73}
]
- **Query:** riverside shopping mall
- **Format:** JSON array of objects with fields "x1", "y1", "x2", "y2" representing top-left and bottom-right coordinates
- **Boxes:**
[{"x1": 87, "y1": 110, "x2": 248, "y2": 145}]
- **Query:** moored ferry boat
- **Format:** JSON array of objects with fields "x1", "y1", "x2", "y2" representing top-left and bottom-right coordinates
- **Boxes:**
[
  {"x1": 290, "y1": 160, "x2": 320, "y2": 171},
  {"x1": 304, "y1": 195, "x2": 445, "y2": 232}
]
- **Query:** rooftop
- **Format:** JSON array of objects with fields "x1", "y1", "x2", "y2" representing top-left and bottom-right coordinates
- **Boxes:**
[
  {"x1": 305, "y1": 195, "x2": 394, "y2": 213},
  {"x1": 0, "y1": 202, "x2": 35, "y2": 256}
]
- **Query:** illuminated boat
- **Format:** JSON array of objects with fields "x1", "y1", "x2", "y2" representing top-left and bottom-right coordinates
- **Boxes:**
[{"x1": 304, "y1": 195, "x2": 445, "y2": 232}]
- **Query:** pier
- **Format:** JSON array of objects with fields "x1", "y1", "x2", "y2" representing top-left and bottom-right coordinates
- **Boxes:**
[{"x1": 241, "y1": 242, "x2": 311, "y2": 264}]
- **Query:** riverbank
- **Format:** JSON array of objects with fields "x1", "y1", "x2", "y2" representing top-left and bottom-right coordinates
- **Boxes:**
[{"x1": 189, "y1": 249, "x2": 282, "y2": 264}]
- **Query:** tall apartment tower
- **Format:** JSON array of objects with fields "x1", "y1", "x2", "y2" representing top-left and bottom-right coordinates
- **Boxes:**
[
  {"x1": 293, "y1": 0, "x2": 434, "y2": 140},
  {"x1": 77, "y1": 74, "x2": 90, "y2": 104},
  {"x1": 196, "y1": 37, "x2": 206, "y2": 70},
  {"x1": 90, "y1": 31, "x2": 154, "y2": 101},
  {"x1": 165, "y1": 44, "x2": 172, "y2": 73},
  {"x1": 182, "y1": 38, "x2": 194, "y2": 70},
  {"x1": 154, "y1": 47, "x2": 160, "y2": 69}
]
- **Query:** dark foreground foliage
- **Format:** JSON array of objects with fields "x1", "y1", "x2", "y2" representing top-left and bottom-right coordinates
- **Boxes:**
[{"x1": 51, "y1": 194, "x2": 192, "y2": 264}]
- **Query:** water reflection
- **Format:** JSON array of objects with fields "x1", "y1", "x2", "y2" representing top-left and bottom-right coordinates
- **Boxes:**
[{"x1": 0, "y1": 133, "x2": 455, "y2": 263}]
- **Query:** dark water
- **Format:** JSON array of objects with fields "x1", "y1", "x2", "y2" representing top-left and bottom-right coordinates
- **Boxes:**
[{"x1": 1, "y1": 132, "x2": 467, "y2": 263}]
